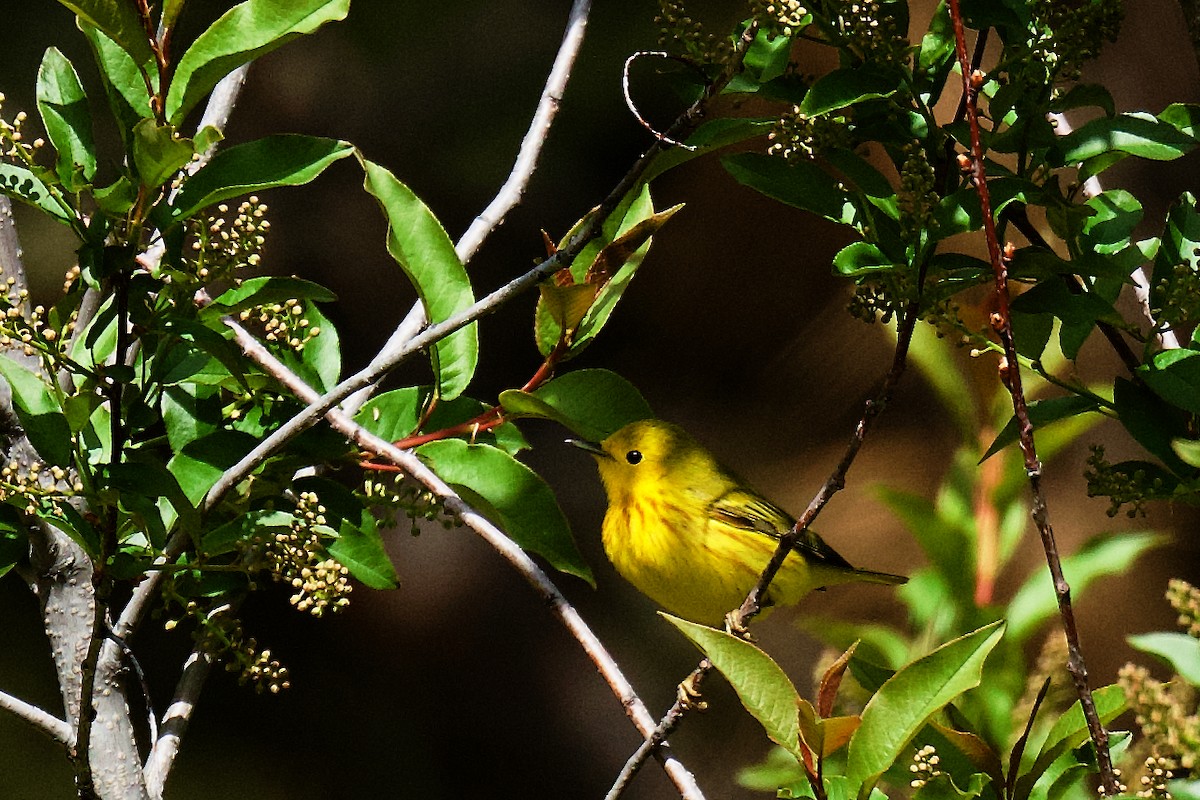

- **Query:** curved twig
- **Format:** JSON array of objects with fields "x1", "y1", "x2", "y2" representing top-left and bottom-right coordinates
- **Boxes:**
[{"x1": 622, "y1": 51, "x2": 708, "y2": 150}]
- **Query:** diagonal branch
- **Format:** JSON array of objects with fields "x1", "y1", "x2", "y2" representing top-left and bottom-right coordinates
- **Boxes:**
[
  {"x1": 946, "y1": 1, "x2": 1119, "y2": 794},
  {"x1": 343, "y1": 0, "x2": 593, "y2": 417}
]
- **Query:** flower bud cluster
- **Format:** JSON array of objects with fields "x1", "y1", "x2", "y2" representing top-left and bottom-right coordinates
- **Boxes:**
[
  {"x1": 1118, "y1": 662, "x2": 1199, "y2": 771},
  {"x1": 0, "y1": 95, "x2": 46, "y2": 164},
  {"x1": 1030, "y1": 0, "x2": 1123, "y2": 82},
  {"x1": 654, "y1": 0, "x2": 733, "y2": 64},
  {"x1": 0, "y1": 265, "x2": 72, "y2": 360},
  {"x1": 238, "y1": 297, "x2": 319, "y2": 354},
  {"x1": 1167, "y1": 579, "x2": 1200, "y2": 639},
  {"x1": 830, "y1": 1, "x2": 909, "y2": 66},
  {"x1": 767, "y1": 106, "x2": 849, "y2": 163},
  {"x1": 0, "y1": 458, "x2": 80, "y2": 516},
  {"x1": 1096, "y1": 766, "x2": 1128, "y2": 796},
  {"x1": 188, "y1": 197, "x2": 270, "y2": 282},
  {"x1": 250, "y1": 491, "x2": 352, "y2": 617},
  {"x1": 908, "y1": 745, "x2": 941, "y2": 789},
  {"x1": 1151, "y1": 257, "x2": 1200, "y2": 331},
  {"x1": 1084, "y1": 444, "x2": 1171, "y2": 518},
  {"x1": 167, "y1": 599, "x2": 292, "y2": 694},
  {"x1": 750, "y1": 0, "x2": 808, "y2": 39},
  {"x1": 1136, "y1": 756, "x2": 1174, "y2": 800},
  {"x1": 363, "y1": 472, "x2": 454, "y2": 536},
  {"x1": 898, "y1": 143, "x2": 937, "y2": 244}
]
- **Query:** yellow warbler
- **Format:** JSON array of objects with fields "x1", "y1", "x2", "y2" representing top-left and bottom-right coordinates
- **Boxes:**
[{"x1": 571, "y1": 419, "x2": 906, "y2": 624}]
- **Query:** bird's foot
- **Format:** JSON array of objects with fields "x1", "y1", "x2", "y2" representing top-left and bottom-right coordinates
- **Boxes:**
[
  {"x1": 676, "y1": 672, "x2": 708, "y2": 712},
  {"x1": 724, "y1": 610, "x2": 754, "y2": 641}
]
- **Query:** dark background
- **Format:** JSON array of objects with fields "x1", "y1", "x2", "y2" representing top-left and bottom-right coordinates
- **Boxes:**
[{"x1": 1, "y1": 1, "x2": 1199, "y2": 797}]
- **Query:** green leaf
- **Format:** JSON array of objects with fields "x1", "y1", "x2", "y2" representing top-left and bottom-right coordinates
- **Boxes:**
[
  {"x1": 0, "y1": 164, "x2": 72, "y2": 224},
  {"x1": 55, "y1": 0, "x2": 153, "y2": 64},
  {"x1": 833, "y1": 241, "x2": 898, "y2": 276},
  {"x1": 299, "y1": 300, "x2": 340, "y2": 392},
  {"x1": 81, "y1": 25, "x2": 154, "y2": 144},
  {"x1": 498, "y1": 369, "x2": 653, "y2": 442},
  {"x1": 166, "y1": 0, "x2": 351, "y2": 124},
  {"x1": 329, "y1": 516, "x2": 398, "y2": 589},
  {"x1": 1175, "y1": 437, "x2": 1200, "y2": 468},
  {"x1": 1006, "y1": 533, "x2": 1164, "y2": 644},
  {"x1": 800, "y1": 67, "x2": 903, "y2": 117},
  {"x1": 846, "y1": 621, "x2": 1006, "y2": 798},
  {"x1": 662, "y1": 615, "x2": 805, "y2": 761},
  {"x1": 162, "y1": 384, "x2": 221, "y2": 455},
  {"x1": 106, "y1": 461, "x2": 197, "y2": 542},
  {"x1": 1013, "y1": 685, "x2": 1126, "y2": 800},
  {"x1": 537, "y1": 185, "x2": 656, "y2": 357},
  {"x1": 1049, "y1": 84, "x2": 1115, "y2": 117},
  {"x1": 416, "y1": 440, "x2": 591, "y2": 584},
  {"x1": 171, "y1": 135, "x2": 354, "y2": 221},
  {"x1": 169, "y1": 429, "x2": 259, "y2": 504},
  {"x1": 1081, "y1": 190, "x2": 1142, "y2": 254},
  {"x1": 1127, "y1": 632, "x2": 1200, "y2": 685},
  {"x1": 0, "y1": 356, "x2": 73, "y2": 467},
  {"x1": 912, "y1": 772, "x2": 988, "y2": 800},
  {"x1": 361, "y1": 158, "x2": 477, "y2": 400},
  {"x1": 37, "y1": 47, "x2": 96, "y2": 188},
  {"x1": 641, "y1": 118, "x2": 776, "y2": 185},
  {"x1": 568, "y1": 202, "x2": 682, "y2": 358},
  {"x1": 1114, "y1": 377, "x2": 1192, "y2": 474},
  {"x1": 1050, "y1": 112, "x2": 1197, "y2": 167},
  {"x1": 202, "y1": 276, "x2": 337, "y2": 318},
  {"x1": 1160, "y1": 103, "x2": 1200, "y2": 139},
  {"x1": 981, "y1": 396, "x2": 1102, "y2": 462},
  {"x1": 1141, "y1": 348, "x2": 1200, "y2": 415},
  {"x1": 915, "y1": 2, "x2": 955, "y2": 105},
  {"x1": 723, "y1": 153, "x2": 855, "y2": 225},
  {"x1": 132, "y1": 119, "x2": 195, "y2": 190}
]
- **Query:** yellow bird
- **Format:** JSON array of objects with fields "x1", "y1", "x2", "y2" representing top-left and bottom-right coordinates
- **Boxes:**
[{"x1": 571, "y1": 419, "x2": 906, "y2": 625}]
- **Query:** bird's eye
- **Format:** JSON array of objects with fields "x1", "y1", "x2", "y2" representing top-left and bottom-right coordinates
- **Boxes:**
[{"x1": 625, "y1": 450, "x2": 643, "y2": 465}]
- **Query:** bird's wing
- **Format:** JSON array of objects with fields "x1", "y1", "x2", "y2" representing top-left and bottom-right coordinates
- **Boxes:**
[{"x1": 707, "y1": 486, "x2": 855, "y2": 571}]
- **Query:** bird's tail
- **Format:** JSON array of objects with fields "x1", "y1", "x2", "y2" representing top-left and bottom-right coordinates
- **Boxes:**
[{"x1": 851, "y1": 567, "x2": 908, "y2": 586}]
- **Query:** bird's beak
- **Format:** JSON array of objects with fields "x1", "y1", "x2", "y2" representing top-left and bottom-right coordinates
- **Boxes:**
[{"x1": 566, "y1": 438, "x2": 609, "y2": 458}]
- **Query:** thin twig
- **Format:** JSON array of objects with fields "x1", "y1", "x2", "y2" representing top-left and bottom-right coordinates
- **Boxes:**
[
  {"x1": 343, "y1": 0, "x2": 593, "y2": 417},
  {"x1": 0, "y1": 687, "x2": 73, "y2": 746},
  {"x1": 456, "y1": 0, "x2": 592, "y2": 263},
  {"x1": 622, "y1": 51, "x2": 704, "y2": 150},
  {"x1": 946, "y1": 0, "x2": 1119, "y2": 793},
  {"x1": 202, "y1": 19, "x2": 759, "y2": 517},
  {"x1": 606, "y1": 661, "x2": 710, "y2": 799}
]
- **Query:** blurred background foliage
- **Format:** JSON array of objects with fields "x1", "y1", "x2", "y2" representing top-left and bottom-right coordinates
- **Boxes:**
[{"x1": 1, "y1": 1, "x2": 1200, "y2": 797}]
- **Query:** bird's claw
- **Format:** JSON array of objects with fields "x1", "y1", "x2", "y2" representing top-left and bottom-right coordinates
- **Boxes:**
[
  {"x1": 676, "y1": 673, "x2": 708, "y2": 712},
  {"x1": 724, "y1": 610, "x2": 754, "y2": 641}
]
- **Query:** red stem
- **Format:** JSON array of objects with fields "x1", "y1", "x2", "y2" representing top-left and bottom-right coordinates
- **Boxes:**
[{"x1": 944, "y1": 1, "x2": 1118, "y2": 793}]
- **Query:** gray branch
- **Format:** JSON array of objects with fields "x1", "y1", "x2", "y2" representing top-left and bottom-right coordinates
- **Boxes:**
[{"x1": 341, "y1": 0, "x2": 592, "y2": 417}]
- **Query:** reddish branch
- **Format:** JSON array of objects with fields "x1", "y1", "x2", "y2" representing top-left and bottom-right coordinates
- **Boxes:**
[{"x1": 945, "y1": 0, "x2": 1119, "y2": 794}]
